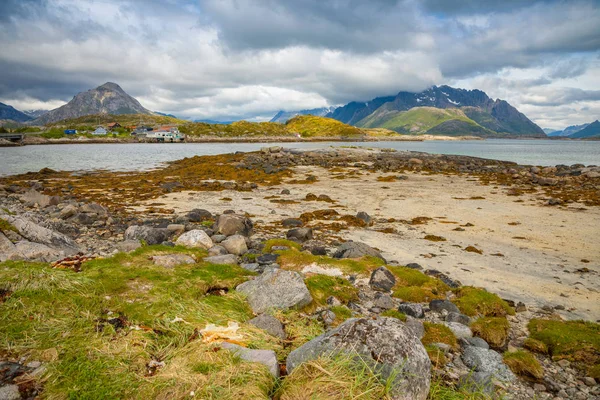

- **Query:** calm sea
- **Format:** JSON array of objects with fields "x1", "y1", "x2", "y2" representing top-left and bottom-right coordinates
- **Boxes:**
[{"x1": 1, "y1": 139, "x2": 599, "y2": 176}]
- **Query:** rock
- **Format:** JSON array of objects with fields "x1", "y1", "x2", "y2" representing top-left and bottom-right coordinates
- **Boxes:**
[
  {"x1": 583, "y1": 377, "x2": 596, "y2": 386},
  {"x1": 446, "y1": 312, "x2": 471, "y2": 326},
  {"x1": 186, "y1": 209, "x2": 212, "y2": 222},
  {"x1": 425, "y1": 270, "x2": 461, "y2": 288},
  {"x1": 237, "y1": 268, "x2": 312, "y2": 314},
  {"x1": 398, "y1": 303, "x2": 425, "y2": 319},
  {"x1": 443, "y1": 322, "x2": 472, "y2": 339},
  {"x1": 257, "y1": 253, "x2": 279, "y2": 265},
  {"x1": 405, "y1": 263, "x2": 423, "y2": 270},
  {"x1": 0, "y1": 385, "x2": 21, "y2": 400},
  {"x1": 151, "y1": 254, "x2": 195, "y2": 268},
  {"x1": 326, "y1": 296, "x2": 342, "y2": 307},
  {"x1": 71, "y1": 213, "x2": 94, "y2": 225},
  {"x1": 429, "y1": 299, "x2": 460, "y2": 314},
  {"x1": 175, "y1": 229, "x2": 214, "y2": 249},
  {"x1": 166, "y1": 224, "x2": 185, "y2": 235},
  {"x1": 204, "y1": 254, "x2": 238, "y2": 265},
  {"x1": 80, "y1": 202, "x2": 107, "y2": 215},
  {"x1": 372, "y1": 293, "x2": 394, "y2": 310},
  {"x1": 333, "y1": 241, "x2": 385, "y2": 262},
  {"x1": 15, "y1": 241, "x2": 63, "y2": 262},
  {"x1": 460, "y1": 337, "x2": 489, "y2": 349},
  {"x1": 124, "y1": 225, "x2": 169, "y2": 246},
  {"x1": 221, "y1": 234, "x2": 248, "y2": 255},
  {"x1": 208, "y1": 245, "x2": 229, "y2": 256},
  {"x1": 515, "y1": 301, "x2": 527, "y2": 312},
  {"x1": 461, "y1": 346, "x2": 516, "y2": 382},
  {"x1": 58, "y1": 204, "x2": 78, "y2": 219},
  {"x1": 20, "y1": 189, "x2": 60, "y2": 208},
  {"x1": 5, "y1": 215, "x2": 79, "y2": 254},
  {"x1": 405, "y1": 317, "x2": 425, "y2": 339},
  {"x1": 458, "y1": 371, "x2": 494, "y2": 395},
  {"x1": 369, "y1": 267, "x2": 396, "y2": 291},
  {"x1": 0, "y1": 232, "x2": 21, "y2": 262},
  {"x1": 286, "y1": 227, "x2": 313, "y2": 243},
  {"x1": 286, "y1": 317, "x2": 431, "y2": 400},
  {"x1": 116, "y1": 240, "x2": 141, "y2": 253},
  {"x1": 282, "y1": 218, "x2": 303, "y2": 228},
  {"x1": 211, "y1": 234, "x2": 227, "y2": 243},
  {"x1": 220, "y1": 342, "x2": 279, "y2": 377},
  {"x1": 249, "y1": 314, "x2": 286, "y2": 340},
  {"x1": 215, "y1": 214, "x2": 253, "y2": 236},
  {"x1": 557, "y1": 360, "x2": 570, "y2": 368},
  {"x1": 280, "y1": 189, "x2": 291, "y2": 195},
  {"x1": 240, "y1": 263, "x2": 262, "y2": 273},
  {"x1": 356, "y1": 211, "x2": 372, "y2": 226}
]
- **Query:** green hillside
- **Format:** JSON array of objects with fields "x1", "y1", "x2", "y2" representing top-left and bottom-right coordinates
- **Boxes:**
[
  {"x1": 357, "y1": 107, "x2": 485, "y2": 135},
  {"x1": 45, "y1": 113, "x2": 185, "y2": 128},
  {"x1": 426, "y1": 119, "x2": 496, "y2": 136},
  {"x1": 180, "y1": 120, "x2": 292, "y2": 137},
  {"x1": 285, "y1": 115, "x2": 367, "y2": 137}
]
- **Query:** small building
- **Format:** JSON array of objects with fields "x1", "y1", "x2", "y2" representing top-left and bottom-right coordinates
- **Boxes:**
[
  {"x1": 146, "y1": 126, "x2": 184, "y2": 142},
  {"x1": 133, "y1": 126, "x2": 153, "y2": 136},
  {"x1": 92, "y1": 127, "x2": 107, "y2": 136},
  {"x1": 64, "y1": 129, "x2": 78, "y2": 135},
  {"x1": 106, "y1": 122, "x2": 121, "y2": 130}
]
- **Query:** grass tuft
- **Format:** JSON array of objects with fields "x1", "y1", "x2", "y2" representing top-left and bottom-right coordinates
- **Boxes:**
[
  {"x1": 470, "y1": 317, "x2": 510, "y2": 349},
  {"x1": 452, "y1": 287, "x2": 515, "y2": 317},
  {"x1": 304, "y1": 275, "x2": 358, "y2": 312},
  {"x1": 0, "y1": 217, "x2": 18, "y2": 233},
  {"x1": 380, "y1": 309, "x2": 407, "y2": 322},
  {"x1": 422, "y1": 322, "x2": 458, "y2": 350},
  {"x1": 388, "y1": 266, "x2": 448, "y2": 303},
  {"x1": 262, "y1": 238, "x2": 302, "y2": 253},
  {"x1": 503, "y1": 350, "x2": 544, "y2": 380}
]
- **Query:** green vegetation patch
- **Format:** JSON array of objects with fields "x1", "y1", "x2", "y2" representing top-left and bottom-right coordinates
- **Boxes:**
[
  {"x1": 286, "y1": 115, "x2": 366, "y2": 138},
  {"x1": 503, "y1": 350, "x2": 543, "y2": 380},
  {"x1": 0, "y1": 217, "x2": 18, "y2": 233},
  {"x1": 527, "y1": 319, "x2": 600, "y2": 373},
  {"x1": 422, "y1": 322, "x2": 458, "y2": 350},
  {"x1": 277, "y1": 248, "x2": 385, "y2": 275},
  {"x1": 427, "y1": 378, "x2": 494, "y2": 399},
  {"x1": 425, "y1": 344, "x2": 448, "y2": 369},
  {"x1": 304, "y1": 275, "x2": 358, "y2": 310},
  {"x1": 380, "y1": 309, "x2": 407, "y2": 322},
  {"x1": 262, "y1": 238, "x2": 302, "y2": 253},
  {"x1": 388, "y1": 266, "x2": 449, "y2": 303},
  {"x1": 452, "y1": 286, "x2": 515, "y2": 317},
  {"x1": 470, "y1": 317, "x2": 510, "y2": 349}
]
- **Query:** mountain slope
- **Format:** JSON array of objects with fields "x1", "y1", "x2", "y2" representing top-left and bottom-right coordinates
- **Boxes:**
[
  {"x1": 569, "y1": 120, "x2": 600, "y2": 139},
  {"x1": 547, "y1": 123, "x2": 590, "y2": 137},
  {"x1": 331, "y1": 85, "x2": 545, "y2": 137},
  {"x1": 326, "y1": 96, "x2": 395, "y2": 126},
  {"x1": 270, "y1": 107, "x2": 337, "y2": 123},
  {"x1": 285, "y1": 115, "x2": 366, "y2": 137},
  {"x1": 32, "y1": 82, "x2": 153, "y2": 125},
  {"x1": 0, "y1": 102, "x2": 32, "y2": 122}
]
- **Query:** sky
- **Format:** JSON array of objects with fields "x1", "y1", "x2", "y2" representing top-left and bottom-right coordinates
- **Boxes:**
[{"x1": 0, "y1": 0, "x2": 599, "y2": 128}]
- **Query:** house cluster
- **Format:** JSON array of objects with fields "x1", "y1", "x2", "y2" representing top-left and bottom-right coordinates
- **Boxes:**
[{"x1": 63, "y1": 122, "x2": 184, "y2": 142}]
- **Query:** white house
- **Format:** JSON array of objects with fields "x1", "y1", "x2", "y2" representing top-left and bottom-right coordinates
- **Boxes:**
[{"x1": 92, "y1": 127, "x2": 107, "y2": 136}]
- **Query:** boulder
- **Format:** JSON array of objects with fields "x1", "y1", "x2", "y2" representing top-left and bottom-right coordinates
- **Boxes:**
[
  {"x1": 281, "y1": 218, "x2": 303, "y2": 228},
  {"x1": 249, "y1": 314, "x2": 286, "y2": 340},
  {"x1": 460, "y1": 337, "x2": 489, "y2": 350},
  {"x1": 0, "y1": 384, "x2": 21, "y2": 400},
  {"x1": 221, "y1": 234, "x2": 248, "y2": 255},
  {"x1": 58, "y1": 204, "x2": 79, "y2": 220},
  {"x1": 237, "y1": 268, "x2": 312, "y2": 314},
  {"x1": 4, "y1": 215, "x2": 79, "y2": 254},
  {"x1": 369, "y1": 267, "x2": 396, "y2": 292},
  {"x1": 286, "y1": 227, "x2": 313, "y2": 243},
  {"x1": 373, "y1": 293, "x2": 395, "y2": 310},
  {"x1": 116, "y1": 240, "x2": 142, "y2": 253},
  {"x1": 286, "y1": 317, "x2": 431, "y2": 400},
  {"x1": 186, "y1": 209, "x2": 213, "y2": 222},
  {"x1": 151, "y1": 254, "x2": 195, "y2": 269},
  {"x1": 443, "y1": 322, "x2": 472, "y2": 339},
  {"x1": 333, "y1": 241, "x2": 385, "y2": 262},
  {"x1": 461, "y1": 346, "x2": 516, "y2": 382},
  {"x1": 446, "y1": 312, "x2": 471, "y2": 326},
  {"x1": 175, "y1": 229, "x2": 213, "y2": 249},
  {"x1": 215, "y1": 214, "x2": 253, "y2": 236},
  {"x1": 356, "y1": 211, "x2": 372, "y2": 226},
  {"x1": 80, "y1": 202, "x2": 107, "y2": 215},
  {"x1": 405, "y1": 317, "x2": 425, "y2": 339},
  {"x1": 204, "y1": 254, "x2": 238, "y2": 265},
  {"x1": 20, "y1": 189, "x2": 60, "y2": 208},
  {"x1": 208, "y1": 245, "x2": 229, "y2": 256},
  {"x1": 429, "y1": 299, "x2": 460, "y2": 314},
  {"x1": 0, "y1": 232, "x2": 21, "y2": 262},
  {"x1": 257, "y1": 253, "x2": 279, "y2": 265},
  {"x1": 398, "y1": 303, "x2": 425, "y2": 319},
  {"x1": 124, "y1": 225, "x2": 169, "y2": 246},
  {"x1": 458, "y1": 372, "x2": 494, "y2": 395},
  {"x1": 220, "y1": 342, "x2": 279, "y2": 377},
  {"x1": 15, "y1": 241, "x2": 63, "y2": 262}
]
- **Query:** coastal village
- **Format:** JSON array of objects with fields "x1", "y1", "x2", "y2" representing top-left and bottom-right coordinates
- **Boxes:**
[{"x1": 67, "y1": 123, "x2": 185, "y2": 142}]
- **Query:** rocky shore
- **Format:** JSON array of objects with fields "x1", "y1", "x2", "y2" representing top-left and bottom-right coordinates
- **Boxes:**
[{"x1": 0, "y1": 147, "x2": 598, "y2": 399}]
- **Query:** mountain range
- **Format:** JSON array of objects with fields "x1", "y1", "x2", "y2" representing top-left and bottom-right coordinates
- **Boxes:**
[
  {"x1": 545, "y1": 122, "x2": 600, "y2": 138},
  {"x1": 270, "y1": 107, "x2": 338, "y2": 123},
  {"x1": 31, "y1": 82, "x2": 154, "y2": 125},
  {"x1": 0, "y1": 102, "x2": 32, "y2": 122},
  {"x1": 325, "y1": 85, "x2": 546, "y2": 137}
]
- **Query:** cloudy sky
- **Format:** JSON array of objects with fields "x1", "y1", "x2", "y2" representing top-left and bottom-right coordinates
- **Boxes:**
[{"x1": 0, "y1": 0, "x2": 599, "y2": 128}]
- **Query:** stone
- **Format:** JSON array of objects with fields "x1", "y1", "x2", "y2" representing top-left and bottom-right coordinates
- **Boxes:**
[
  {"x1": 398, "y1": 303, "x2": 425, "y2": 319},
  {"x1": 249, "y1": 314, "x2": 286, "y2": 340},
  {"x1": 461, "y1": 346, "x2": 516, "y2": 382},
  {"x1": 369, "y1": 266, "x2": 396, "y2": 292},
  {"x1": 151, "y1": 254, "x2": 195, "y2": 268},
  {"x1": 515, "y1": 302, "x2": 527, "y2": 312},
  {"x1": 208, "y1": 245, "x2": 229, "y2": 256},
  {"x1": 186, "y1": 209, "x2": 212, "y2": 222},
  {"x1": 116, "y1": 240, "x2": 141, "y2": 253},
  {"x1": 58, "y1": 204, "x2": 79, "y2": 219},
  {"x1": 356, "y1": 211, "x2": 372, "y2": 226},
  {"x1": 443, "y1": 322, "x2": 472, "y2": 339},
  {"x1": 557, "y1": 360, "x2": 570, "y2": 368},
  {"x1": 124, "y1": 225, "x2": 169, "y2": 246},
  {"x1": 458, "y1": 371, "x2": 494, "y2": 395},
  {"x1": 373, "y1": 293, "x2": 395, "y2": 310},
  {"x1": 166, "y1": 224, "x2": 185, "y2": 235},
  {"x1": 0, "y1": 232, "x2": 21, "y2": 262},
  {"x1": 405, "y1": 263, "x2": 423, "y2": 270},
  {"x1": 221, "y1": 234, "x2": 248, "y2": 255},
  {"x1": 286, "y1": 227, "x2": 313, "y2": 243},
  {"x1": 257, "y1": 253, "x2": 279, "y2": 265},
  {"x1": 5, "y1": 215, "x2": 79, "y2": 254},
  {"x1": 460, "y1": 337, "x2": 489, "y2": 350},
  {"x1": 80, "y1": 202, "x2": 107, "y2": 215},
  {"x1": 240, "y1": 263, "x2": 262, "y2": 273},
  {"x1": 220, "y1": 342, "x2": 279, "y2": 377},
  {"x1": 281, "y1": 218, "x2": 303, "y2": 228},
  {"x1": 175, "y1": 229, "x2": 214, "y2": 249},
  {"x1": 20, "y1": 189, "x2": 60, "y2": 208},
  {"x1": 333, "y1": 241, "x2": 385, "y2": 262},
  {"x1": 204, "y1": 254, "x2": 238, "y2": 265},
  {"x1": 583, "y1": 377, "x2": 596, "y2": 386},
  {"x1": 211, "y1": 234, "x2": 226, "y2": 243},
  {"x1": 0, "y1": 385, "x2": 21, "y2": 400},
  {"x1": 446, "y1": 312, "x2": 471, "y2": 326},
  {"x1": 425, "y1": 270, "x2": 461, "y2": 288},
  {"x1": 215, "y1": 214, "x2": 253, "y2": 236},
  {"x1": 405, "y1": 317, "x2": 425, "y2": 339},
  {"x1": 237, "y1": 268, "x2": 312, "y2": 314},
  {"x1": 287, "y1": 317, "x2": 431, "y2": 400},
  {"x1": 429, "y1": 299, "x2": 460, "y2": 314},
  {"x1": 15, "y1": 241, "x2": 62, "y2": 262}
]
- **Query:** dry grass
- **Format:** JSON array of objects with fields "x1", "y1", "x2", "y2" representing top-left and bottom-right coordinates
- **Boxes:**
[
  {"x1": 422, "y1": 322, "x2": 458, "y2": 350},
  {"x1": 470, "y1": 317, "x2": 510, "y2": 349},
  {"x1": 503, "y1": 350, "x2": 544, "y2": 380},
  {"x1": 452, "y1": 287, "x2": 515, "y2": 317}
]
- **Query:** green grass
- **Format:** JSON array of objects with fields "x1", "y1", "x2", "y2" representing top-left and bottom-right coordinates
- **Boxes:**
[
  {"x1": 503, "y1": 350, "x2": 543, "y2": 380},
  {"x1": 527, "y1": 319, "x2": 600, "y2": 375},
  {"x1": 45, "y1": 113, "x2": 185, "y2": 128},
  {"x1": 470, "y1": 317, "x2": 510, "y2": 349},
  {"x1": 452, "y1": 287, "x2": 515, "y2": 317},
  {"x1": 262, "y1": 238, "x2": 302, "y2": 253},
  {"x1": 388, "y1": 266, "x2": 449, "y2": 303},
  {"x1": 0, "y1": 217, "x2": 18, "y2": 233},
  {"x1": 380, "y1": 309, "x2": 407, "y2": 321},
  {"x1": 304, "y1": 275, "x2": 358, "y2": 311},
  {"x1": 285, "y1": 115, "x2": 366, "y2": 138},
  {"x1": 422, "y1": 322, "x2": 458, "y2": 350},
  {"x1": 427, "y1": 378, "x2": 493, "y2": 399},
  {"x1": 277, "y1": 249, "x2": 385, "y2": 275}
]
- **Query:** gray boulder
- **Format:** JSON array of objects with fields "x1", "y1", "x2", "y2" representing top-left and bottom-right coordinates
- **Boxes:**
[
  {"x1": 398, "y1": 303, "x2": 425, "y2": 319},
  {"x1": 446, "y1": 312, "x2": 471, "y2": 326},
  {"x1": 461, "y1": 346, "x2": 516, "y2": 382},
  {"x1": 237, "y1": 268, "x2": 312, "y2": 314},
  {"x1": 220, "y1": 342, "x2": 279, "y2": 377},
  {"x1": 4, "y1": 215, "x2": 79, "y2": 254},
  {"x1": 20, "y1": 189, "x2": 60, "y2": 208},
  {"x1": 333, "y1": 241, "x2": 385, "y2": 262},
  {"x1": 15, "y1": 241, "x2": 63, "y2": 262},
  {"x1": 460, "y1": 337, "x2": 489, "y2": 350},
  {"x1": 215, "y1": 214, "x2": 253, "y2": 236},
  {"x1": 369, "y1": 266, "x2": 396, "y2": 292},
  {"x1": 405, "y1": 317, "x2": 425, "y2": 339},
  {"x1": 208, "y1": 245, "x2": 229, "y2": 256},
  {"x1": 116, "y1": 240, "x2": 141, "y2": 253},
  {"x1": 356, "y1": 211, "x2": 372, "y2": 226},
  {"x1": 429, "y1": 299, "x2": 460, "y2": 314},
  {"x1": 443, "y1": 322, "x2": 472, "y2": 339},
  {"x1": 175, "y1": 229, "x2": 213, "y2": 249},
  {"x1": 373, "y1": 293, "x2": 395, "y2": 310},
  {"x1": 58, "y1": 204, "x2": 79, "y2": 219},
  {"x1": 124, "y1": 225, "x2": 169, "y2": 246},
  {"x1": 458, "y1": 371, "x2": 495, "y2": 395},
  {"x1": 186, "y1": 209, "x2": 213, "y2": 222},
  {"x1": 0, "y1": 384, "x2": 21, "y2": 400},
  {"x1": 151, "y1": 254, "x2": 195, "y2": 268},
  {"x1": 204, "y1": 254, "x2": 237, "y2": 265},
  {"x1": 286, "y1": 228, "x2": 313, "y2": 243},
  {"x1": 249, "y1": 314, "x2": 286, "y2": 340},
  {"x1": 286, "y1": 317, "x2": 431, "y2": 400},
  {"x1": 80, "y1": 202, "x2": 107, "y2": 215},
  {"x1": 221, "y1": 234, "x2": 248, "y2": 255},
  {"x1": 0, "y1": 232, "x2": 21, "y2": 262}
]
